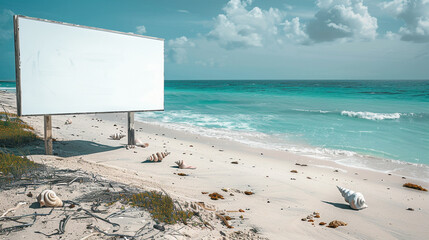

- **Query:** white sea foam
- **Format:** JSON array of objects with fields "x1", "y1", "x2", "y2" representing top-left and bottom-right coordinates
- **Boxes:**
[
  {"x1": 341, "y1": 111, "x2": 401, "y2": 120},
  {"x1": 138, "y1": 110, "x2": 257, "y2": 132},
  {"x1": 293, "y1": 109, "x2": 331, "y2": 114},
  {"x1": 288, "y1": 146, "x2": 357, "y2": 157},
  {"x1": 0, "y1": 87, "x2": 15, "y2": 92}
]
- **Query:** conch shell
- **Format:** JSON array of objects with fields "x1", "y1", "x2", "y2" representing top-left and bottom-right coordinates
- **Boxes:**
[
  {"x1": 65, "y1": 119, "x2": 72, "y2": 125},
  {"x1": 175, "y1": 160, "x2": 196, "y2": 169},
  {"x1": 110, "y1": 133, "x2": 125, "y2": 140},
  {"x1": 147, "y1": 152, "x2": 170, "y2": 162},
  {"x1": 37, "y1": 190, "x2": 63, "y2": 207},
  {"x1": 337, "y1": 186, "x2": 367, "y2": 210}
]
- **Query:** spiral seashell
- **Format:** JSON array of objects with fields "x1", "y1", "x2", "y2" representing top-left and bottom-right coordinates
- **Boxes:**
[
  {"x1": 337, "y1": 186, "x2": 367, "y2": 210},
  {"x1": 37, "y1": 190, "x2": 63, "y2": 207},
  {"x1": 175, "y1": 160, "x2": 196, "y2": 169},
  {"x1": 147, "y1": 152, "x2": 170, "y2": 162},
  {"x1": 110, "y1": 133, "x2": 126, "y2": 140},
  {"x1": 65, "y1": 119, "x2": 72, "y2": 125}
]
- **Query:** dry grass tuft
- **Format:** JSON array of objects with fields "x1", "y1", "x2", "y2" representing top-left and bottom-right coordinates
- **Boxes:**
[{"x1": 0, "y1": 112, "x2": 38, "y2": 147}]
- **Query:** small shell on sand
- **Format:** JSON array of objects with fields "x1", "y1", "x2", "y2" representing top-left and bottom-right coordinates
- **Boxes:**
[
  {"x1": 65, "y1": 119, "x2": 72, "y2": 125},
  {"x1": 147, "y1": 152, "x2": 170, "y2": 162},
  {"x1": 37, "y1": 190, "x2": 63, "y2": 207},
  {"x1": 135, "y1": 139, "x2": 149, "y2": 148},
  {"x1": 175, "y1": 160, "x2": 196, "y2": 169},
  {"x1": 110, "y1": 133, "x2": 125, "y2": 140},
  {"x1": 126, "y1": 145, "x2": 135, "y2": 150}
]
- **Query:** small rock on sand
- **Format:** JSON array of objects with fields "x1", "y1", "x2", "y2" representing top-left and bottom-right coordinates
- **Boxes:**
[{"x1": 328, "y1": 220, "x2": 347, "y2": 228}]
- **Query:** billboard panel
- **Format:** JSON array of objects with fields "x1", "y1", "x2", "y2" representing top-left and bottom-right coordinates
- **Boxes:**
[{"x1": 14, "y1": 16, "x2": 164, "y2": 116}]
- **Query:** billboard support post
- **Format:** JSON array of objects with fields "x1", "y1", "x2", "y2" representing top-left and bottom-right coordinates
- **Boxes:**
[
  {"x1": 44, "y1": 115, "x2": 53, "y2": 155},
  {"x1": 128, "y1": 112, "x2": 135, "y2": 146}
]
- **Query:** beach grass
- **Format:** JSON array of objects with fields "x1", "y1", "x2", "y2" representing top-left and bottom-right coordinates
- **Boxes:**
[
  {"x1": 0, "y1": 152, "x2": 39, "y2": 180},
  {"x1": 0, "y1": 112, "x2": 38, "y2": 147},
  {"x1": 127, "y1": 191, "x2": 193, "y2": 224}
]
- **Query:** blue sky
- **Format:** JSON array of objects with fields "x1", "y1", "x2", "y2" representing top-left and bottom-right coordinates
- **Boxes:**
[{"x1": 0, "y1": 0, "x2": 428, "y2": 80}]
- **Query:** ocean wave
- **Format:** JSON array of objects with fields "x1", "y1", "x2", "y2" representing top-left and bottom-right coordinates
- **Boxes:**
[
  {"x1": 341, "y1": 111, "x2": 401, "y2": 120},
  {"x1": 287, "y1": 146, "x2": 358, "y2": 157},
  {"x1": 136, "y1": 110, "x2": 258, "y2": 132},
  {"x1": 293, "y1": 109, "x2": 331, "y2": 114},
  {"x1": 294, "y1": 109, "x2": 427, "y2": 121},
  {"x1": 0, "y1": 87, "x2": 15, "y2": 92}
]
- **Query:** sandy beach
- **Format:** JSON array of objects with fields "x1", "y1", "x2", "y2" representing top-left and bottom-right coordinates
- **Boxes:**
[{"x1": 1, "y1": 90, "x2": 428, "y2": 239}]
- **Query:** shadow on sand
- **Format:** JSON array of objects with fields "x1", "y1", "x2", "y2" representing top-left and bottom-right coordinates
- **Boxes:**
[
  {"x1": 141, "y1": 159, "x2": 163, "y2": 164},
  {"x1": 321, "y1": 201, "x2": 354, "y2": 210},
  {"x1": 3, "y1": 139, "x2": 122, "y2": 158}
]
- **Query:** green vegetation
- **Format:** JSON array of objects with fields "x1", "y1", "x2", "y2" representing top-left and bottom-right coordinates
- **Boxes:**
[
  {"x1": 127, "y1": 191, "x2": 193, "y2": 224},
  {"x1": 0, "y1": 112, "x2": 38, "y2": 147},
  {"x1": 0, "y1": 152, "x2": 39, "y2": 179}
]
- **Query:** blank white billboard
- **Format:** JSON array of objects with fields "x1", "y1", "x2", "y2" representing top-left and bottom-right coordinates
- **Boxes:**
[{"x1": 14, "y1": 15, "x2": 164, "y2": 116}]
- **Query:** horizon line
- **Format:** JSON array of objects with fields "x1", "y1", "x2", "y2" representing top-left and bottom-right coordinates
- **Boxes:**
[{"x1": 1, "y1": 79, "x2": 429, "y2": 82}]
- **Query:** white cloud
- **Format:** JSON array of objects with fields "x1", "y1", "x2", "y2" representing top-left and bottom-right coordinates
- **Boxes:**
[
  {"x1": 206, "y1": 0, "x2": 378, "y2": 49},
  {"x1": 177, "y1": 9, "x2": 190, "y2": 14},
  {"x1": 283, "y1": 17, "x2": 310, "y2": 44},
  {"x1": 0, "y1": 9, "x2": 14, "y2": 40},
  {"x1": 207, "y1": 0, "x2": 284, "y2": 49},
  {"x1": 385, "y1": 30, "x2": 400, "y2": 40},
  {"x1": 380, "y1": 0, "x2": 429, "y2": 42},
  {"x1": 135, "y1": 25, "x2": 146, "y2": 34},
  {"x1": 167, "y1": 36, "x2": 195, "y2": 64},
  {"x1": 306, "y1": 0, "x2": 378, "y2": 42}
]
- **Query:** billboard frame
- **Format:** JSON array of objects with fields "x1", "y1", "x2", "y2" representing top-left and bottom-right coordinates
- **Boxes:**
[
  {"x1": 13, "y1": 15, "x2": 165, "y2": 153},
  {"x1": 13, "y1": 15, "x2": 165, "y2": 117}
]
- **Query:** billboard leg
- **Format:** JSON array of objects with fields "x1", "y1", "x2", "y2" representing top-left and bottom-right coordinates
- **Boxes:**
[
  {"x1": 44, "y1": 115, "x2": 53, "y2": 155},
  {"x1": 128, "y1": 112, "x2": 135, "y2": 145}
]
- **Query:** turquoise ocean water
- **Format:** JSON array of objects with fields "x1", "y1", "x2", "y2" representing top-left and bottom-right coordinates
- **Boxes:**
[{"x1": 2, "y1": 80, "x2": 429, "y2": 180}]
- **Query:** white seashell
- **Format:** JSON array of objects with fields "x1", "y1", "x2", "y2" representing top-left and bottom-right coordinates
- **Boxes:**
[
  {"x1": 37, "y1": 190, "x2": 63, "y2": 207},
  {"x1": 175, "y1": 160, "x2": 196, "y2": 169},
  {"x1": 337, "y1": 186, "x2": 367, "y2": 210},
  {"x1": 110, "y1": 133, "x2": 125, "y2": 140},
  {"x1": 65, "y1": 119, "x2": 72, "y2": 125},
  {"x1": 147, "y1": 152, "x2": 170, "y2": 162},
  {"x1": 135, "y1": 139, "x2": 149, "y2": 148}
]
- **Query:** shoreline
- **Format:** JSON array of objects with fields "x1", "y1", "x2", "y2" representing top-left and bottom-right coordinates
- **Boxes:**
[
  {"x1": 1, "y1": 90, "x2": 429, "y2": 239},
  {"x1": 133, "y1": 116, "x2": 429, "y2": 183},
  {"x1": 2, "y1": 85, "x2": 429, "y2": 182}
]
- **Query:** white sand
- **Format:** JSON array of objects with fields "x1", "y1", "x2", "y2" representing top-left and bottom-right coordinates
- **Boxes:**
[{"x1": 1, "y1": 91, "x2": 428, "y2": 239}]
